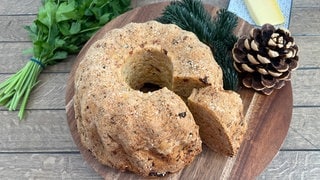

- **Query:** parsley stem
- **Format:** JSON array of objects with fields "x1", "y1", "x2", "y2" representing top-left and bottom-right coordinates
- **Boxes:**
[
  {"x1": 80, "y1": 26, "x2": 100, "y2": 33},
  {"x1": 0, "y1": 60, "x2": 42, "y2": 119}
]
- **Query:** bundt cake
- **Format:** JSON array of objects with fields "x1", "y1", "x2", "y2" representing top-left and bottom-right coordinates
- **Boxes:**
[{"x1": 73, "y1": 20, "x2": 247, "y2": 177}]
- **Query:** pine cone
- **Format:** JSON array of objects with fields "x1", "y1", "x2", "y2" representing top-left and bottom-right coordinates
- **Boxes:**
[{"x1": 232, "y1": 24, "x2": 299, "y2": 95}]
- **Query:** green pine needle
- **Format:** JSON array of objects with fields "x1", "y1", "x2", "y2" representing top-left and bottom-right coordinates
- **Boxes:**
[{"x1": 157, "y1": 0, "x2": 239, "y2": 91}]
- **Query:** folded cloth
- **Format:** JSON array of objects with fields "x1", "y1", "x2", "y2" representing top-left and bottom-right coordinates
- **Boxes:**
[{"x1": 227, "y1": 0, "x2": 292, "y2": 28}]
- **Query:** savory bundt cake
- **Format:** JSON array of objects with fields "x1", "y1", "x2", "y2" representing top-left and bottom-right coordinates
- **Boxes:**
[
  {"x1": 73, "y1": 20, "x2": 247, "y2": 177},
  {"x1": 73, "y1": 21, "x2": 222, "y2": 176}
]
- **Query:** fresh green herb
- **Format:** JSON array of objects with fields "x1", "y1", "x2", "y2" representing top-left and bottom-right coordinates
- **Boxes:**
[
  {"x1": 0, "y1": 0, "x2": 131, "y2": 119},
  {"x1": 157, "y1": 0, "x2": 239, "y2": 91}
]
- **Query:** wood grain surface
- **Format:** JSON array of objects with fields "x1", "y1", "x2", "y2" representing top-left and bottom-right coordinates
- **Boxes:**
[
  {"x1": 65, "y1": 3, "x2": 292, "y2": 179},
  {"x1": 1, "y1": 0, "x2": 320, "y2": 179}
]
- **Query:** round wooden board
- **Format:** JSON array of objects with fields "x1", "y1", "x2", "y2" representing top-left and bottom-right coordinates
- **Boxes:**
[{"x1": 65, "y1": 2, "x2": 293, "y2": 179}]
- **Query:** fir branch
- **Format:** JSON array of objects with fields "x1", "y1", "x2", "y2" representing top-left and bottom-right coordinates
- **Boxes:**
[{"x1": 157, "y1": 0, "x2": 239, "y2": 91}]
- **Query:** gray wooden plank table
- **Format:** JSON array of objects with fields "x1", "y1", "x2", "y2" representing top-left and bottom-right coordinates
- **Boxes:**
[{"x1": 0, "y1": 0, "x2": 319, "y2": 179}]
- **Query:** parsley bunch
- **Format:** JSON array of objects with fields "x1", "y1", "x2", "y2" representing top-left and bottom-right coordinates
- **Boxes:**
[{"x1": 0, "y1": 0, "x2": 130, "y2": 119}]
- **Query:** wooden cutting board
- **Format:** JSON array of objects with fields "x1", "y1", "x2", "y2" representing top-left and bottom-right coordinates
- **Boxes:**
[{"x1": 65, "y1": 2, "x2": 292, "y2": 179}]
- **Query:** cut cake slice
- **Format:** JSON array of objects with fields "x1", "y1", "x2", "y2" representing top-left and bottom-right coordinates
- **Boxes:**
[{"x1": 188, "y1": 86, "x2": 247, "y2": 156}]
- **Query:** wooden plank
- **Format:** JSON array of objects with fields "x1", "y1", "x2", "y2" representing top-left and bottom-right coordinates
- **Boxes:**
[
  {"x1": 0, "y1": 107, "x2": 317, "y2": 153},
  {"x1": 281, "y1": 107, "x2": 320, "y2": 150},
  {"x1": 0, "y1": 103, "x2": 317, "y2": 155},
  {"x1": 0, "y1": 16, "x2": 34, "y2": 41},
  {"x1": 0, "y1": 42, "x2": 76, "y2": 73},
  {"x1": 0, "y1": 37, "x2": 317, "y2": 73},
  {"x1": 290, "y1": 7, "x2": 320, "y2": 35},
  {"x1": 1, "y1": 70, "x2": 317, "y2": 111},
  {"x1": 294, "y1": 36, "x2": 320, "y2": 68},
  {"x1": 1, "y1": 35, "x2": 318, "y2": 74},
  {"x1": 0, "y1": 73, "x2": 68, "y2": 110},
  {"x1": 0, "y1": 35, "x2": 311, "y2": 74},
  {"x1": 0, "y1": 151, "x2": 318, "y2": 179},
  {"x1": 1, "y1": 5, "x2": 319, "y2": 42},
  {"x1": 293, "y1": 0, "x2": 320, "y2": 8},
  {"x1": 292, "y1": 69, "x2": 320, "y2": 106},
  {"x1": 0, "y1": 0, "x2": 41, "y2": 15},
  {"x1": 259, "y1": 151, "x2": 320, "y2": 179},
  {"x1": 0, "y1": 153, "x2": 102, "y2": 179},
  {"x1": 0, "y1": 42, "x2": 32, "y2": 72},
  {"x1": 0, "y1": 33, "x2": 318, "y2": 73},
  {"x1": 0, "y1": 110, "x2": 77, "y2": 152}
]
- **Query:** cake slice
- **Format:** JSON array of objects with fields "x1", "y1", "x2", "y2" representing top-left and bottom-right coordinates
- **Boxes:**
[{"x1": 188, "y1": 86, "x2": 247, "y2": 156}]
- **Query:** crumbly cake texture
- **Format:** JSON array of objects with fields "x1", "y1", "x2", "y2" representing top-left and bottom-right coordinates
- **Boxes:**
[
  {"x1": 73, "y1": 20, "x2": 246, "y2": 176},
  {"x1": 188, "y1": 86, "x2": 246, "y2": 156}
]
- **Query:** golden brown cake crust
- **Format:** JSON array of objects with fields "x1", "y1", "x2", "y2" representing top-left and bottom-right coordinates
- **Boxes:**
[{"x1": 73, "y1": 21, "x2": 225, "y2": 176}]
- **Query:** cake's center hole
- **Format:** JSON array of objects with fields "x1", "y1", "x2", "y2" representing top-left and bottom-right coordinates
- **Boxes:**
[
  {"x1": 122, "y1": 48, "x2": 173, "y2": 93},
  {"x1": 139, "y1": 83, "x2": 162, "y2": 93}
]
